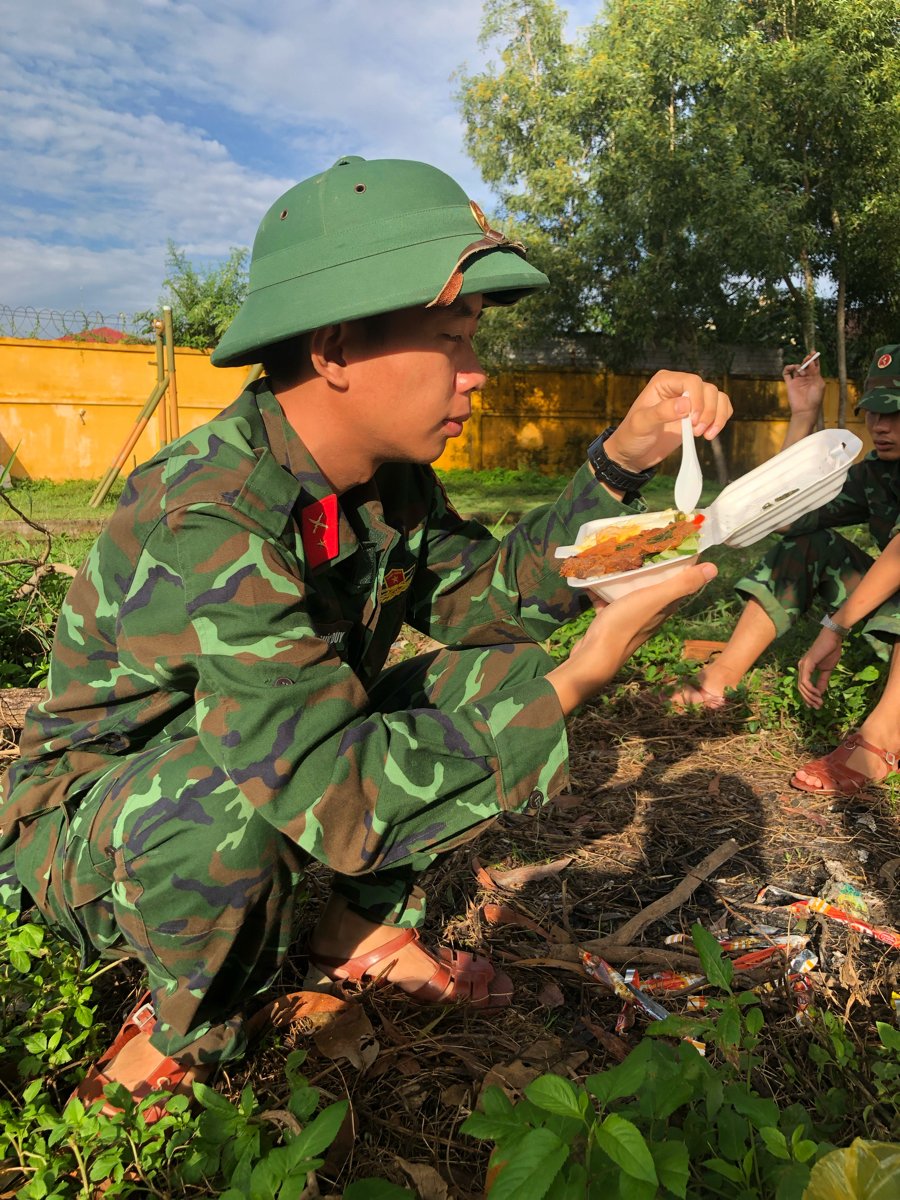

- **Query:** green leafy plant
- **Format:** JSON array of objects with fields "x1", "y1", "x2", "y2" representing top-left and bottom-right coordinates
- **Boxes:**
[
  {"x1": 135, "y1": 242, "x2": 249, "y2": 351},
  {"x1": 0, "y1": 904, "x2": 403, "y2": 1197},
  {"x1": 463, "y1": 925, "x2": 831, "y2": 1199}
]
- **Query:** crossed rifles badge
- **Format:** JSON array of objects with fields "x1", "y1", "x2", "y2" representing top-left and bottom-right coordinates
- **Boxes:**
[{"x1": 300, "y1": 495, "x2": 339, "y2": 568}]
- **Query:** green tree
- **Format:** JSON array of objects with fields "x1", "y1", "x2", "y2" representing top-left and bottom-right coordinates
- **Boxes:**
[
  {"x1": 458, "y1": 0, "x2": 900, "y2": 399},
  {"x1": 136, "y1": 242, "x2": 249, "y2": 350}
]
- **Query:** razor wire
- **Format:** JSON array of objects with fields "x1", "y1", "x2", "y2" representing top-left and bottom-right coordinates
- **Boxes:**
[{"x1": 0, "y1": 304, "x2": 143, "y2": 340}]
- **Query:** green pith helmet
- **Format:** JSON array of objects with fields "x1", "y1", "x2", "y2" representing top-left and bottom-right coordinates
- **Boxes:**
[
  {"x1": 856, "y1": 344, "x2": 900, "y2": 414},
  {"x1": 211, "y1": 156, "x2": 549, "y2": 368}
]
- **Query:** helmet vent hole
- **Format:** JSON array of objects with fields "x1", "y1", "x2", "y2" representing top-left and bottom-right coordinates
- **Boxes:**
[
  {"x1": 354, "y1": 183, "x2": 366, "y2": 193},
  {"x1": 279, "y1": 209, "x2": 288, "y2": 220}
]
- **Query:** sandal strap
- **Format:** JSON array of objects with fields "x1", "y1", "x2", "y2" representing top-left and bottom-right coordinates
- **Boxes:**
[
  {"x1": 311, "y1": 932, "x2": 507, "y2": 1007},
  {"x1": 309, "y1": 927, "x2": 420, "y2": 981},
  {"x1": 93, "y1": 993, "x2": 155, "y2": 1071},
  {"x1": 845, "y1": 734, "x2": 898, "y2": 769},
  {"x1": 793, "y1": 733, "x2": 898, "y2": 795}
]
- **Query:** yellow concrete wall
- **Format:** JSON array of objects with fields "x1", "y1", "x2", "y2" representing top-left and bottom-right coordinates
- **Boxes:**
[
  {"x1": 0, "y1": 337, "x2": 872, "y2": 482},
  {"x1": 439, "y1": 370, "x2": 872, "y2": 476},
  {"x1": 0, "y1": 338, "x2": 250, "y2": 481}
]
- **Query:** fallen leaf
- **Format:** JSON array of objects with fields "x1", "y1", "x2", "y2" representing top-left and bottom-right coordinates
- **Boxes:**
[
  {"x1": 536, "y1": 980, "x2": 565, "y2": 1008},
  {"x1": 312, "y1": 1004, "x2": 379, "y2": 1069},
  {"x1": 479, "y1": 1059, "x2": 544, "y2": 1099},
  {"x1": 564, "y1": 1050, "x2": 590, "y2": 1073},
  {"x1": 251, "y1": 989, "x2": 348, "y2": 1034},
  {"x1": 322, "y1": 1105, "x2": 356, "y2": 1175},
  {"x1": 487, "y1": 856, "x2": 574, "y2": 889},
  {"x1": 470, "y1": 856, "x2": 496, "y2": 889},
  {"x1": 395, "y1": 1053, "x2": 422, "y2": 1077},
  {"x1": 681, "y1": 639, "x2": 728, "y2": 663},
  {"x1": 877, "y1": 857, "x2": 900, "y2": 890},
  {"x1": 579, "y1": 1018, "x2": 630, "y2": 1062},
  {"x1": 440, "y1": 1083, "x2": 471, "y2": 1108},
  {"x1": 481, "y1": 902, "x2": 572, "y2": 945},
  {"x1": 518, "y1": 1036, "x2": 564, "y2": 1068},
  {"x1": 396, "y1": 1158, "x2": 450, "y2": 1200},
  {"x1": 551, "y1": 792, "x2": 586, "y2": 810},
  {"x1": 707, "y1": 774, "x2": 721, "y2": 796}
]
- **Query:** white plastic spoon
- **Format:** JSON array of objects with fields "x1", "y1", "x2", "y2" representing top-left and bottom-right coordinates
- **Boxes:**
[{"x1": 673, "y1": 414, "x2": 703, "y2": 514}]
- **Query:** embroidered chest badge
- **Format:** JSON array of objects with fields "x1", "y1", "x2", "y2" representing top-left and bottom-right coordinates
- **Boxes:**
[{"x1": 379, "y1": 565, "x2": 415, "y2": 602}]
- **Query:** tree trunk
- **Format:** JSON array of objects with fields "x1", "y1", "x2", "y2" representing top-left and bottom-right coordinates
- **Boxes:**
[
  {"x1": 0, "y1": 688, "x2": 46, "y2": 735},
  {"x1": 799, "y1": 249, "x2": 817, "y2": 352},
  {"x1": 832, "y1": 210, "x2": 848, "y2": 427}
]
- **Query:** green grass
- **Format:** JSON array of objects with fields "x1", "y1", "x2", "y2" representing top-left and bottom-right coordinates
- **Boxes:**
[
  {"x1": 4, "y1": 468, "x2": 709, "y2": 529},
  {"x1": 436, "y1": 466, "x2": 721, "y2": 524},
  {"x1": 0, "y1": 478, "x2": 124, "y2": 522}
]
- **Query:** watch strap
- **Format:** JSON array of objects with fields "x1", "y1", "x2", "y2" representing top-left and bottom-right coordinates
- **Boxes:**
[
  {"x1": 587, "y1": 426, "x2": 656, "y2": 500},
  {"x1": 820, "y1": 613, "x2": 851, "y2": 638}
]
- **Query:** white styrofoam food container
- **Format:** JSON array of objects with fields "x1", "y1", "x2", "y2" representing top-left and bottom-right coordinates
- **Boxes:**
[{"x1": 555, "y1": 428, "x2": 863, "y2": 601}]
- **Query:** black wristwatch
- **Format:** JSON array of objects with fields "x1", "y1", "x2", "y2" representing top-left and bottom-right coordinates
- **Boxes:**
[{"x1": 587, "y1": 426, "x2": 657, "y2": 504}]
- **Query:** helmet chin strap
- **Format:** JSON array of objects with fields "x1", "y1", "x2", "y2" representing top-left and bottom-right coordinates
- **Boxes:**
[{"x1": 426, "y1": 235, "x2": 527, "y2": 308}]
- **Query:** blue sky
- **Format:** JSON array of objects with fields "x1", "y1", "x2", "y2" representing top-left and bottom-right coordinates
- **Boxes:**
[{"x1": 1, "y1": 0, "x2": 598, "y2": 322}]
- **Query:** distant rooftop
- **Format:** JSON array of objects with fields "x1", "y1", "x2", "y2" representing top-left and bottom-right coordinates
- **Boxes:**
[
  {"x1": 59, "y1": 326, "x2": 130, "y2": 344},
  {"x1": 515, "y1": 334, "x2": 785, "y2": 378}
]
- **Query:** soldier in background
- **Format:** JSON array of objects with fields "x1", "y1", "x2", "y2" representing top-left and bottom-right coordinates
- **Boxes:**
[
  {"x1": 0, "y1": 156, "x2": 730, "y2": 1116},
  {"x1": 672, "y1": 345, "x2": 900, "y2": 796}
]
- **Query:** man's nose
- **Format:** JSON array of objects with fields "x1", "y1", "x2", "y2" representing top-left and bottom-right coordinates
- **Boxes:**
[{"x1": 457, "y1": 346, "x2": 487, "y2": 394}]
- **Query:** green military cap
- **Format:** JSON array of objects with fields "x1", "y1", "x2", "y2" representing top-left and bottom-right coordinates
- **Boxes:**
[
  {"x1": 856, "y1": 343, "x2": 900, "y2": 414},
  {"x1": 211, "y1": 156, "x2": 549, "y2": 368}
]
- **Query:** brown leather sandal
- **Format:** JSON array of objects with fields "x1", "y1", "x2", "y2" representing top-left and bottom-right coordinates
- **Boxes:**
[
  {"x1": 74, "y1": 993, "x2": 206, "y2": 1124},
  {"x1": 790, "y1": 733, "x2": 899, "y2": 797},
  {"x1": 309, "y1": 927, "x2": 513, "y2": 1009},
  {"x1": 681, "y1": 640, "x2": 729, "y2": 664}
]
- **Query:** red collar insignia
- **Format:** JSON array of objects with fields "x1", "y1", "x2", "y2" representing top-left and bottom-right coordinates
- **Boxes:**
[{"x1": 300, "y1": 494, "x2": 339, "y2": 567}]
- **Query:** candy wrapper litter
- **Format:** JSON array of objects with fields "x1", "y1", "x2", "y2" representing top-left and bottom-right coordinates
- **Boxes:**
[
  {"x1": 755, "y1": 885, "x2": 900, "y2": 951},
  {"x1": 581, "y1": 952, "x2": 670, "y2": 1021}
]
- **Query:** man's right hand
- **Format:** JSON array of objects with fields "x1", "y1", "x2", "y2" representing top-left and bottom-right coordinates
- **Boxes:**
[{"x1": 546, "y1": 561, "x2": 718, "y2": 715}]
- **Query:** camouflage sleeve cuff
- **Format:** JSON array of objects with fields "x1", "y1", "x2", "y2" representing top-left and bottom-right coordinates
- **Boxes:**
[{"x1": 476, "y1": 675, "x2": 570, "y2": 812}]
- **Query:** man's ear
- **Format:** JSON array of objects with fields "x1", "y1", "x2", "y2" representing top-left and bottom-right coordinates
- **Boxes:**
[{"x1": 309, "y1": 324, "x2": 349, "y2": 388}]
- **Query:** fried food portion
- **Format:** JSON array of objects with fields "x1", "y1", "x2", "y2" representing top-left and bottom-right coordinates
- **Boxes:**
[{"x1": 561, "y1": 514, "x2": 703, "y2": 579}]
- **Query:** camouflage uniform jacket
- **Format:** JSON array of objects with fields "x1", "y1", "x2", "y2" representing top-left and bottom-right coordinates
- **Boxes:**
[
  {"x1": 784, "y1": 452, "x2": 900, "y2": 549},
  {"x1": 1, "y1": 380, "x2": 625, "y2": 874}
]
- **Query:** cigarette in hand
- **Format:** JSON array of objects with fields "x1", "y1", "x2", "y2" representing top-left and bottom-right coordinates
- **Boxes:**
[{"x1": 796, "y1": 350, "x2": 821, "y2": 374}]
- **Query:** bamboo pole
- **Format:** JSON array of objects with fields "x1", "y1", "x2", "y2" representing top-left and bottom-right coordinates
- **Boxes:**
[
  {"x1": 154, "y1": 321, "x2": 167, "y2": 445},
  {"x1": 89, "y1": 375, "x2": 170, "y2": 508},
  {"x1": 163, "y1": 306, "x2": 180, "y2": 439},
  {"x1": 240, "y1": 363, "x2": 264, "y2": 388}
]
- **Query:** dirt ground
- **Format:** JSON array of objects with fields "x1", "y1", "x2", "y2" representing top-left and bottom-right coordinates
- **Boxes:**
[
  {"x1": 2, "y1": 636, "x2": 898, "y2": 1196},
  {"x1": 229, "y1": 655, "x2": 899, "y2": 1195}
]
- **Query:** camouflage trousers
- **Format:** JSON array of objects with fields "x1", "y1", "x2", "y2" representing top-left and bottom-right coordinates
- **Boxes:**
[
  {"x1": 6, "y1": 641, "x2": 557, "y2": 1064},
  {"x1": 736, "y1": 528, "x2": 900, "y2": 657}
]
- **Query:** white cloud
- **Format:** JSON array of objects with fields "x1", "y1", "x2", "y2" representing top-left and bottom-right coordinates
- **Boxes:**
[
  {"x1": 0, "y1": 236, "x2": 166, "y2": 316},
  {"x1": 1, "y1": 0, "x2": 593, "y2": 317}
]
